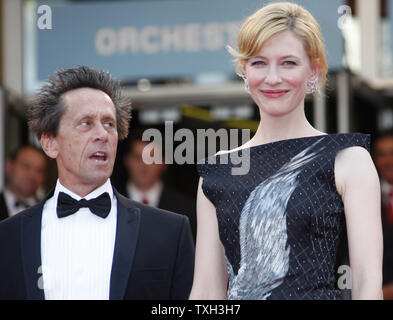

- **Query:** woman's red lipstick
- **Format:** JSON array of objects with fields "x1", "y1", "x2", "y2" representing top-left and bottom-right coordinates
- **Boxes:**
[{"x1": 260, "y1": 89, "x2": 289, "y2": 98}]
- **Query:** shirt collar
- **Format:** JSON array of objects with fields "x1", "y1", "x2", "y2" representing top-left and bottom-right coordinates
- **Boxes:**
[
  {"x1": 127, "y1": 181, "x2": 163, "y2": 205},
  {"x1": 54, "y1": 179, "x2": 114, "y2": 203},
  {"x1": 4, "y1": 188, "x2": 36, "y2": 206}
]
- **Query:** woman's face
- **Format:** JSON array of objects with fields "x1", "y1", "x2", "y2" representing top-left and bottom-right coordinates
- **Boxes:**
[{"x1": 244, "y1": 31, "x2": 317, "y2": 118}]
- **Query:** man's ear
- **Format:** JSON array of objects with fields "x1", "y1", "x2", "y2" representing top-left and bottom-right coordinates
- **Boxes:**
[{"x1": 40, "y1": 133, "x2": 58, "y2": 159}]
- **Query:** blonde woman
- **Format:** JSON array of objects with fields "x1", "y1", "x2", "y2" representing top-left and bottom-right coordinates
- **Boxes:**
[{"x1": 190, "y1": 2, "x2": 382, "y2": 300}]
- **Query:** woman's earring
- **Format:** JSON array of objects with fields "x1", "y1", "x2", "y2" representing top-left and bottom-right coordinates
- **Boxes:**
[
  {"x1": 244, "y1": 78, "x2": 250, "y2": 93},
  {"x1": 306, "y1": 78, "x2": 318, "y2": 94}
]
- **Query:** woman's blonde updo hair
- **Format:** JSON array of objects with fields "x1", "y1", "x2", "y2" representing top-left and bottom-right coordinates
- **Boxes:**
[{"x1": 228, "y1": 1, "x2": 328, "y2": 87}]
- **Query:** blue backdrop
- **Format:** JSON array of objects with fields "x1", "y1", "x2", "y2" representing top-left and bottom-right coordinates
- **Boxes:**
[{"x1": 34, "y1": 0, "x2": 345, "y2": 82}]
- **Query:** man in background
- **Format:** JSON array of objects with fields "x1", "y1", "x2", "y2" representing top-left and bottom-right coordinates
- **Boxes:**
[
  {"x1": 120, "y1": 133, "x2": 197, "y2": 242},
  {"x1": 0, "y1": 145, "x2": 48, "y2": 221},
  {"x1": 373, "y1": 129, "x2": 393, "y2": 299}
]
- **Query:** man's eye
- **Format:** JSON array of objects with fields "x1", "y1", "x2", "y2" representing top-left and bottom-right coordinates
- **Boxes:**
[
  {"x1": 81, "y1": 121, "x2": 90, "y2": 126},
  {"x1": 104, "y1": 122, "x2": 114, "y2": 127}
]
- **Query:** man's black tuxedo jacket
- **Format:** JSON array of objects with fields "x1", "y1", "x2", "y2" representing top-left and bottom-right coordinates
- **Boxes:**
[{"x1": 0, "y1": 190, "x2": 195, "y2": 300}]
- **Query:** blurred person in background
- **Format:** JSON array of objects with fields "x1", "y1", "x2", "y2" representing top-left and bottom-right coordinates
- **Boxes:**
[
  {"x1": 373, "y1": 129, "x2": 393, "y2": 300},
  {"x1": 120, "y1": 132, "x2": 196, "y2": 242},
  {"x1": 0, "y1": 145, "x2": 48, "y2": 221}
]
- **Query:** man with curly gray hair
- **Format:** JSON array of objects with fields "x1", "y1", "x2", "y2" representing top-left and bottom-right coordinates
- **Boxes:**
[{"x1": 0, "y1": 66, "x2": 195, "y2": 300}]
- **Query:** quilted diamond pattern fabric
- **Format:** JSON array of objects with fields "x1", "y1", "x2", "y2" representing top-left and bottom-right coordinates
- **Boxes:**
[{"x1": 197, "y1": 133, "x2": 370, "y2": 300}]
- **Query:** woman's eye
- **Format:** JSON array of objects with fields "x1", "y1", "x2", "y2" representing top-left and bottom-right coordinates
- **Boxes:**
[
  {"x1": 283, "y1": 60, "x2": 297, "y2": 66},
  {"x1": 250, "y1": 60, "x2": 266, "y2": 66}
]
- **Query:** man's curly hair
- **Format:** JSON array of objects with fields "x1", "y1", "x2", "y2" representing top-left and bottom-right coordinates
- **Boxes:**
[{"x1": 28, "y1": 66, "x2": 132, "y2": 140}]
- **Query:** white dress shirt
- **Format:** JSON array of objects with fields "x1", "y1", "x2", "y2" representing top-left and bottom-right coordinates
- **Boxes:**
[
  {"x1": 127, "y1": 181, "x2": 163, "y2": 207},
  {"x1": 4, "y1": 189, "x2": 37, "y2": 217},
  {"x1": 41, "y1": 179, "x2": 117, "y2": 300}
]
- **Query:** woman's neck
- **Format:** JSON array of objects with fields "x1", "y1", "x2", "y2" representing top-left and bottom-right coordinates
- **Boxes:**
[{"x1": 250, "y1": 106, "x2": 325, "y2": 146}]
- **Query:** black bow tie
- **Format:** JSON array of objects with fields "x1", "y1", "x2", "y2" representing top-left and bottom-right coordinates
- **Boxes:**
[
  {"x1": 57, "y1": 192, "x2": 111, "y2": 219},
  {"x1": 14, "y1": 200, "x2": 29, "y2": 209}
]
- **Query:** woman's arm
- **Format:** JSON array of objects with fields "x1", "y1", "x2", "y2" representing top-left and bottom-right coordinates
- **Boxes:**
[
  {"x1": 335, "y1": 146, "x2": 383, "y2": 299},
  {"x1": 189, "y1": 178, "x2": 228, "y2": 299}
]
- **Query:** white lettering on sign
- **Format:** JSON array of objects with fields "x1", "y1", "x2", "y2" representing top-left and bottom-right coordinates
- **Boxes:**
[
  {"x1": 95, "y1": 21, "x2": 241, "y2": 56},
  {"x1": 95, "y1": 28, "x2": 117, "y2": 56}
]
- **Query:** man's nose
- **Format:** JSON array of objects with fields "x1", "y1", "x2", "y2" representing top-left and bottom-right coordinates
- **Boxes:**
[{"x1": 93, "y1": 123, "x2": 109, "y2": 141}]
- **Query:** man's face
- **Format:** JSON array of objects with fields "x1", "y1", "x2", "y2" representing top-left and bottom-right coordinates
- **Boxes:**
[
  {"x1": 43, "y1": 88, "x2": 118, "y2": 196},
  {"x1": 7, "y1": 147, "x2": 47, "y2": 198},
  {"x1": 124, "y1": 141, "x2": 166, "y2": 190},
  {"x1": 374, "y1": 136, "x2": 393, "y2": 184}
]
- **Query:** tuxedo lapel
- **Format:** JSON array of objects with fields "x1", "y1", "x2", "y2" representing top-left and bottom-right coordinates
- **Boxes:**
[
  {"x1": 109, "y1": 190, "x2": 141, "y2": 300},
  {"x1": 21, "y1": 196, "x2": 49, "y2": 300}
]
